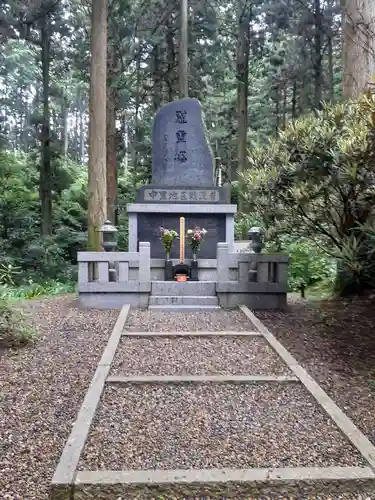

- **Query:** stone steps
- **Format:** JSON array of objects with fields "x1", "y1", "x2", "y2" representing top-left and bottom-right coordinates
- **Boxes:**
[
  {"x1": 148, "y1": 304, "x2": 221, "y2": 312},
  {"x1": 149, "y1": 295, "x2": 219, "y2": 306},
  {"x1": 151, "y1": 280, "x2": 216, "y2": 297}
]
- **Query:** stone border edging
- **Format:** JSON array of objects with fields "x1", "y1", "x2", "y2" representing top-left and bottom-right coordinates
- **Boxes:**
[
  {"x1": 121, "y1": 330, "x2": 262, "y2": 336},
  {"x1": 75, "y1": 466, "x2": 375, "y2": 484},
  {"x1": 50, "y1": 305, "x2": 130, "y2": 497},
  {"x1": 106, "y1": 374, "x2": 299, "y2": 384},
  {"x1": 240, "y1": 305, "x2": 375, "y2": 472},
  {"x1": 73, "y1": 466, "x2": 375, "y2": 497}
]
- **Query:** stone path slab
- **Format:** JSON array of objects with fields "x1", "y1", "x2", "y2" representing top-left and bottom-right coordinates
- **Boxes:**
[
  {"x1": 111, "y1": 336, "x2": 293, "y2": 376},
  {"x1": 124, "y1": 309, "x2": 255, "y2": 332},
  {"x1": 78, "y1": 384, "x2": 366, "y2": 471}
]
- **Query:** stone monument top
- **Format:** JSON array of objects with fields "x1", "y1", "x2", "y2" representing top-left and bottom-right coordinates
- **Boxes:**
[{"x1": 151, "y1": 97, "x2": 214, "y2": 187}]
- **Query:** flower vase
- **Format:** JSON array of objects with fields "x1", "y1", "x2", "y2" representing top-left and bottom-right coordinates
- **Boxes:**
[
  {"x1": 190, "y1": 251, "x2": 199, "y2": 281},
  {"x1": 164, "y1": 251, "x2": 173, "y2": 281}
]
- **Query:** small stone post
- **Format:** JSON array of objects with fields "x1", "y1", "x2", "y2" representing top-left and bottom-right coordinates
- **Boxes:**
[
  {"x1": 139, "y1": 242, "x2": 151, "y2": 283},
  {"x1": 217, "y1": 242, "x2": 229, "y2": 283}
]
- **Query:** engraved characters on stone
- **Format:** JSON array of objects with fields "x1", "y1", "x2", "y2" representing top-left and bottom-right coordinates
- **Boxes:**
[{"x1": 174, "y1": 110, "x2": 188, "y2": 164}]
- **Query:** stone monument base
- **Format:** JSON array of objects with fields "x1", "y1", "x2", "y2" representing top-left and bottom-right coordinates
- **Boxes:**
[{"x1": 127, "y1": 203, "x2": 236, "y2": 259}]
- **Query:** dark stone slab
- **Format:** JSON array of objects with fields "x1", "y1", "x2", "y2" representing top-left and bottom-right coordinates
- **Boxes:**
[
  {"x1": 136, "y1": 185, "x2": 230, "y2": 204},
  {"x1": 137, "y1": 213, "x2": 226, "y2": 259},
  {"x1": 152, "y1": 98, "x2": 214, "y2": 187}
]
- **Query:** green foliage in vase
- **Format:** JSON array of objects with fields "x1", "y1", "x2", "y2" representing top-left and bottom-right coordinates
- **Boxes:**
[{"x1": 159, "y1": 227, "x2": 178, "y2": 256}]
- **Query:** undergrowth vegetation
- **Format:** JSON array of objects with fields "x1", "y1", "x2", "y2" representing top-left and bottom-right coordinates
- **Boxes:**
[{"x1": 0, "y1": 298, "x2": 38, "y2": 347}]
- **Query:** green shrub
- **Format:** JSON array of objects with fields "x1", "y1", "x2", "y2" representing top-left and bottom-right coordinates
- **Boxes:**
[
  {"x1": 242, "y1": 95, "x2": 375, "y2": 295},
  {"x1": 0, "y1": 280, "x2": 75, "y2": 301},
  {"x1": 0, "y1": 297, "x2": 38, "y2": 347}
]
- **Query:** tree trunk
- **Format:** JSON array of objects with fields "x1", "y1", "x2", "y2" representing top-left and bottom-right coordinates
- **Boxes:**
[
  {"x1": 75, "y1": 106, "x2": 79, "y2": 160},
  {"x1": 106, "y1": 43, "x2": 118, "y2": 225},
  {"x1": 275, "y1": 85, "x2": 280, "y2": 135},
  {"x1": 152, "y1": 44, "x2": 162, "y2": 111},
  {"x1": 121, "y1": 113, "x2": 128, "y2": 172},
  {"x1": 179, "y1": 0, "x2": 188, "y2": 98},
  {"x1": 63, "y1": 104, "x2": 69, "y2": 157},
  {"x1": 291, "y1": 81, "x2": 297, "y2": 119},
  {"x1": 166, "y1": 16, "x2": 176, "y2": 101},
  {"x1": 327, "y1": 34, "x2": 335, "y2": 102},
  {"x1": 313, "y1": 0, "x2": 323, "y2": 109},
  {"x1": 79, "y1": 99, "x2": 85, "y2": 163},
  {"x1": 342, "y1": 0, "x2": 375, "y2": 99},
  {"x1": 132, "y1": 48, "x2": 141, "y2": 185},
  {"x1": 87, "y1": 0, "x2": 107, "y2": 251},
  {"x1": 40, "y1": 14, "x2": 53, "y2": 236},
  {"x1": 236, "y1": 0, "x2": 250, "y2": 215},
  {"x1": 282, "y1": 83, "x2": 287, "y2": 128}
]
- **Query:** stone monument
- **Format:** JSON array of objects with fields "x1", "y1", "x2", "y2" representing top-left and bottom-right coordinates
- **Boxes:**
[{"x1": 127, "y1": 97, "x2": 237, "y2": 260}]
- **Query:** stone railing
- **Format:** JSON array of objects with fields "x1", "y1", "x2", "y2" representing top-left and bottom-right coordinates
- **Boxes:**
[
  {"x1": 77, "y1": 242, "x2": 151, "y2": 308},
  {"x1": 216, "y1": 242, "x2": 289, "y2": 309}
]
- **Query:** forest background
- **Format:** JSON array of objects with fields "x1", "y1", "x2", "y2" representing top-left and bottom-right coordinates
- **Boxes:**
[{"x1": 1, "y1": 0, "x2": 375, "y2": 300}]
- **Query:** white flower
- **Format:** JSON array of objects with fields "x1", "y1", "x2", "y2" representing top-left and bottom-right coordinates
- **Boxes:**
[
  {"x1": 202, "y1": 228, "x2": 207, "y2": 234},
  {"x1": 187, "y1": 229, "x2": 193, "y2": 234}
]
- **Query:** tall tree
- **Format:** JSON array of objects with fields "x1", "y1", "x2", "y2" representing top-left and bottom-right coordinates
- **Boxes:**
[
  {"x1": 39, "y1": 10, "x2": 52, "y2": 235},
  {"x1": 106, "y1": 42, "x2": 118, "y2": 224},
  {"x1": 180, "y1": 0, "x2": 189, "y2": 97},
  {"x1": 342, "y1": 0, "x2": 375, "y2": 98},
  {"x1": 87, "y1": 0, "x2": 107, "y2": 251},
  {"x1": 236, "y1": 0, "x2": 251, "y2": 214}
]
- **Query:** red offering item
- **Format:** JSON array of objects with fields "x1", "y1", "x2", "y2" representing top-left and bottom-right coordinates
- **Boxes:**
[{"x1": 175, "y1": 274, "x2": 188, "y2": 282}]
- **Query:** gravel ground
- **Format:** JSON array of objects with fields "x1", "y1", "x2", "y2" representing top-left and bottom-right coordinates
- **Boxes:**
[
  {"x1": 79, "y1": 383, "x2": 366, "y2": 471},
  {"x1": 124, "y1": 309, "x2": 255, "y2": 332},
  {"x1": 256, "y1": 296, "x2": 375, "y2": 446},
  {"x1": 0, "y1": 295, "x2": 119, "y2": 500},
  {"x1": 111, "y1": 336, "x2": 292, "y2": 376}
]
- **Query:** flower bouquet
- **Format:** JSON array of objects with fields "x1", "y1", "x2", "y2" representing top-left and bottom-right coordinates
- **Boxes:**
[
  {"x1": 159, "y1": 227, "x2": 178, "y2": 260},
  {"x1": 186, "y1": 227, "x2": 207, "y2": 260}
]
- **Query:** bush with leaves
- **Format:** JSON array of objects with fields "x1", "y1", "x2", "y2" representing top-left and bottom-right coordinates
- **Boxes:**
[
  {"x1": 0, "y1": 298, "x2": 38, "y2": 347},
  {"x1": 286, "y1": 239, "x2": 334, "y2": 297},
  {"x1": 241, "y1": 94, "x2": 375, "y2": 295},
  {"x1": 0, "y1": 150, "x2": 87, "y2": 284}
]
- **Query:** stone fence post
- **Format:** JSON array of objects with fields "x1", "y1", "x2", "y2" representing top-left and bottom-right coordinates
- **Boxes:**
[
  {"x1": 217, "y1": 242, "x2": 229, "y2": 282},
  {"x1": 138, "y1": 242, "x2": 151, "y2": 283}
]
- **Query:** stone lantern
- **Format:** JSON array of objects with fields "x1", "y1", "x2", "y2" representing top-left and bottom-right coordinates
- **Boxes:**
[
  {"x1": 248, "y1": 226, "x2": 265, "y2": 254},
  {"x1": 248, "y1": 226, "x2": 264, "y2": 282},
  {"x1": 99, "y1": 220, "x2": 118, "y2": 252},
  {"x1": 98, "y1": 220, "x2": 118, "y2": 281}
]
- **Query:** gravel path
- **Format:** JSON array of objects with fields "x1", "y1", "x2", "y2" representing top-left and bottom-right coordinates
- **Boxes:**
[
  {"x1": 79, "y1": 383, "x2": 366, "y2": 471},
  {"x1": 0, "y1": 295, "x2": 119, "y2": 500},
  {"x1": 124, "y1": 309, "x2": 255, "y2": 332},
  {"x1": 256, "y1": 297, "x2": 375, "y2": 446},
  {"x1": 3, "y1": 299, "x2": 375, "y2": 499},
  {"x1": 111, "y1": 336, "x2": 292, "y2": 376}
]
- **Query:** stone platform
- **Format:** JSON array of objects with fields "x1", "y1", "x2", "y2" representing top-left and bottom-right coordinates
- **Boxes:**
[{"x1": 76, "y1": 243, "x2": 289, "y2": 310}]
